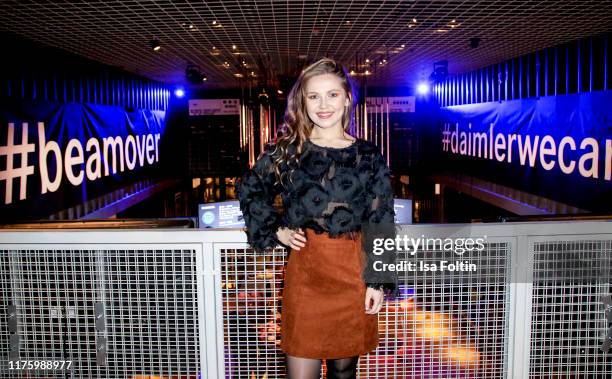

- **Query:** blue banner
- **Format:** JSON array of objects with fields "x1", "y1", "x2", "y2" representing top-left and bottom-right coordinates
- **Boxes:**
[
  {"x1": 0, "y1": 100, "x2": 166, "y2": 221},
  {"x1": 438, "y1": 91, "x2": 612, "y2": 212}
]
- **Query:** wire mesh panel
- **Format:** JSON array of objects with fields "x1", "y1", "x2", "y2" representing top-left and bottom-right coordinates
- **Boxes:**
[
  {"x1": 220, "y1": 246, "x2": 288, "y2": 379},
  {"x1": 1, "y1": 250, "x2": 72, "y2": 378},
  {"x1": 101, "y1": 249, "x2": 200, "y2": 378},
  {"x1": 361, "y1": 241, "x2": 510, "y2": 378},
  {"x1": 529, "y1": 239, "x2": 612, "y2": 378},
  {"x1": 0, "y1": 247, "x2": 201, "y2": 379}
]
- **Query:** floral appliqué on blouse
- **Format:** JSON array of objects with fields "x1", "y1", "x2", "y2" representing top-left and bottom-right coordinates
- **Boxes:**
[{"x1": 237, "y1": 138, "x2": 399, "y2": 296}]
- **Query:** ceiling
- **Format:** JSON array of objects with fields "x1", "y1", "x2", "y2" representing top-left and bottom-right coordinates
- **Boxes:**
[{"x1": 1, "y1": 1, "x2": 611, "y2": 89}]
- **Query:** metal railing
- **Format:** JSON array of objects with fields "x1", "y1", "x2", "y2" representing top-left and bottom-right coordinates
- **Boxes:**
[{"x1": 0, "y1": 220, "x2": 610, "y2": 378}]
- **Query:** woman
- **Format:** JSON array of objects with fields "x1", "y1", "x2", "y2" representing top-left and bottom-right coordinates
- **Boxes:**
[{"x1": 237, "y1": 58, "x2": 398, "y2": 379}]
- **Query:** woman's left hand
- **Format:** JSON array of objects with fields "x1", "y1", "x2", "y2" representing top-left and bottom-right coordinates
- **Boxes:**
[{"x1": 364, "y1": 287, "x2": 384, "y2": 314}]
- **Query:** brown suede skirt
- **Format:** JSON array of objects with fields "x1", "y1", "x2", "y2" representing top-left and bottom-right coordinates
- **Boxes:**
[{"x1": 279, "y1": 228, "x2": 379, "y2": 359}]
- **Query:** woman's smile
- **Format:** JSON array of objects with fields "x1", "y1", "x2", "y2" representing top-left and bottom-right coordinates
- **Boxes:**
[{"x1": 316, "y1": 112, "x2": 334, "y2": 119}]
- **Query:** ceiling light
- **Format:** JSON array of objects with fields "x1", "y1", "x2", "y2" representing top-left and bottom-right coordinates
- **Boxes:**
[
  {"x1": 365, "y1": 58, "x2": 370, "y2": 63},
  {"x1": 232, "y1": 44, "x2": 237, "y2": 50},
  {"x1": 365, "y1": 70, "x2": 370, "y2": 75},
  {"x1": 212, "y1": 20, "x2": 217, "y2": 25},
  {"x1": 412, "y1": 18, "x2": 417, "y2": 23},
  {"x1": 174, "y1": 88, "x2": 185, "y2": 98},
  {"x1": 189, "y1": 24, "x2": 194, "y2": 29},
  {"x1": 436, "y1": 29, "x2": 448, "y2": 33},
  {"x1": 401, "y1": 44, "x2": 405, "y2": 48},
  {"x1": 149, "y1": 39, "x2": 161, "y2": 51},
  {"x1": 277, "y1": 89, "x2": 283, "y2": 95},
  {"x1": 234, "y1": 73, "x2": 244, "y2": 78},
  {"x1": 202, "y1": 75, "x2": 207, "y2": 82},
  {"x1": 346, "y1": 20, "x2": 351, "y2": 24},
  {"x1": 349, "y1": 70, "x2": 355, "y2": 75}
]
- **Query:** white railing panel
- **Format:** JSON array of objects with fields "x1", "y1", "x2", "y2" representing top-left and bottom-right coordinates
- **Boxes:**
[{"x1": 0, "y1": 221, "x2": 609, "y2": 378}]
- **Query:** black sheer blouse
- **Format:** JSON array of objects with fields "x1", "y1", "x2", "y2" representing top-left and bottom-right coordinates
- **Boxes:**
[{"x1": 237, "y1": 138, "x2": 399, "y2": 296}]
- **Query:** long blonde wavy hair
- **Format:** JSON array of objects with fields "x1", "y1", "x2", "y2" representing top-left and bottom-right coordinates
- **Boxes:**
[{"x1": 271, "y1": 57, "x2": 357, "y2": 188}]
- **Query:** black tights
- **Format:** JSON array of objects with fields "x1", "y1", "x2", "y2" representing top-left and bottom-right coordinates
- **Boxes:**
[{"x1": 286, "y1": 355, "x2": 359, "y2": 379}]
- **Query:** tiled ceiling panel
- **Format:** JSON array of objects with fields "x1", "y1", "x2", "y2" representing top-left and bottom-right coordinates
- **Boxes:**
[{"x1": 1, "y1": 1, "x2": 610, "y2": 88}]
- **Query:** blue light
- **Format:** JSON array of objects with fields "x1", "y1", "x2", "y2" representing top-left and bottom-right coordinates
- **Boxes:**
[
  {"x1": 417, "y1": 82, "x2": 429, "y2": 95},
  {"x1": 174, "y1": 88, "x2": 185, "y2": 98}
]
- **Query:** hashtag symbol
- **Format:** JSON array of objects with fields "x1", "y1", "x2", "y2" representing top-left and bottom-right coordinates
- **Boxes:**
[
  {"x1": 0, "y1": 123, "x2": 35, "y2": 204},
  {"x1": 441, "y1": 123, "x2": 451, "y2": 152}
]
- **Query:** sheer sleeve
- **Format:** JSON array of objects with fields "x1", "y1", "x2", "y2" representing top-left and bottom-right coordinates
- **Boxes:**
[
  {"x1": 237, "y1": 144, "x2": 288, "y2": 253},
  {"x1": 362, "y1": 150, "x2": 400, "y2": 298}
]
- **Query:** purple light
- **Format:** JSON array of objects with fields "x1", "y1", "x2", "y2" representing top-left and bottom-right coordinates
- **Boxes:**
[
  {"x1": 174, "y1": 88, "x2": 185, "y2": 98},
  {"x1": 417, "y1": 82, "x2": 429, "y2": 95}
]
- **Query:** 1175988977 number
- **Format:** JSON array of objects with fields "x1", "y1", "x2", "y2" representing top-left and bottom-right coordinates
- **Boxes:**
[{"x1": 8, "y1": 360, "x2": 73, "y2": 370}]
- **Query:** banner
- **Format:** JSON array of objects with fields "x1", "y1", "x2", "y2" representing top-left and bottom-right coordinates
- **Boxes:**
[
  {"x1": 0, "y1": 100, "x2": 166, "y2": 221},
  {"x1": 438, "y1": 91, "x2": 612, "y2": 212}
]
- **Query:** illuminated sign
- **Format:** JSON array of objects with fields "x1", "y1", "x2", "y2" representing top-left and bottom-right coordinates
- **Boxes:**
[
  {"x1": 438, "y1": 92, "x2": 611, "y2": 211},
  {"x1": 0, "y1": 102, "x2": 165, "y2": 221},
  {"x1": 188, "y1": 99, "x2": 240, "y2": 116},
  {"x1": 198, "y1": 201, "x2": 245, "y2": 228},
  {"x1": 366, "y1": 97, "x2": 415, "y2": 113}
]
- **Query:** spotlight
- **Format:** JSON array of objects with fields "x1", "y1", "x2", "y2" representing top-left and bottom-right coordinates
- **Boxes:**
[
  {"x1": 417, "y1": 82, "x2": 429, "y2": 95},
  {"x1": 429, "y1": 60, "x2": 448, "y2": 83},
  {"x1": 185, "y1": 64, "x2": 206, "y2": 84},
  {"x1": 150, "y1": 39, "x2": 161, "y2": 51},
  {"x1": 469, "y1": 37, "x2": 481, "y2": 49},
  {"x1": 174, "y1": 88, "x2": 185, "y2": 98}
]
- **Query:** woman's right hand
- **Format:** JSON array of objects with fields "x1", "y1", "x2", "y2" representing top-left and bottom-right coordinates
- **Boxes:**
[{"x1": 276, "y1": 227, "x2": 307, "y2": 251}]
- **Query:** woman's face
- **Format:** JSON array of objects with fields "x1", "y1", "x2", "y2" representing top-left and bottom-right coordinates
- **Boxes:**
[{"x1": 304, "y1": 73, "x2": 350, "y2": 131}]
